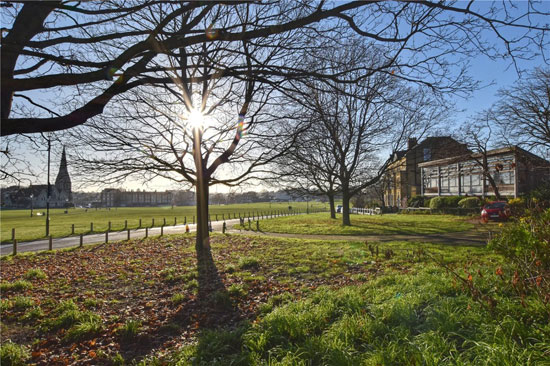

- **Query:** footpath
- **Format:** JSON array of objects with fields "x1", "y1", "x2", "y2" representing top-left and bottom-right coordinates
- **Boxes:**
[{"x1": 1, "y1": 217, "x2": 491, "y2": 256}]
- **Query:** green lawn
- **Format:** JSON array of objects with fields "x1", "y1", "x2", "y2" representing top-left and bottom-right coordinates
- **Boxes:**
[
  {"x1": 1, "y1": 232, "x2": 547, "y2": 365},
  {"x1": 0, "y1": 201, "x2": 325, "y2": 243},
  {"x1": 240, "y1": 212, "x2": 475, "y2": 235}
]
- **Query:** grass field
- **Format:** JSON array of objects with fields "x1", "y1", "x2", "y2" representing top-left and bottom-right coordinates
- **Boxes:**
[
  {"x1": 0, "y1": 201, "x2": 325, "y2": 243},
  {"x1": 1, "y1": 232, "x2": 547, "y2": 365},
  {"x1": 239, "y1": 212, "x2": 475, "y2": 235}
]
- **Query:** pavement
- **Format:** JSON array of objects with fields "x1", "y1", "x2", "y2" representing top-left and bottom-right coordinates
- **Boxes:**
[{"x1": 1, "y1": 215, "x2": 491, "y2": 256}]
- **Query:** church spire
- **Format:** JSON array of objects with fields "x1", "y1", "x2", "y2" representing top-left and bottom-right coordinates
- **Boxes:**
[{"x1": 55, "y1": 146, "x2": 72, "y2": 202}]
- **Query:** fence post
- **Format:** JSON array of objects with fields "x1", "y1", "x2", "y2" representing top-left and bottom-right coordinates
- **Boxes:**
[
  {"x1": 124, "y1": 220, "x2": 128, "y2": 230},
  {"x1": 11, "y1": 228, "x2": 15, "y2": 241},
  {"x1": 145, "y1": 227, "x2": 148, "y2": 238},
  {"x1": 105, "y1": 231, "x2": 108, "y2": 243},
  {"x1": 174, "y1": 217, "x2": 177, "y2": 226},
  {"x1": 80, "y1": 234, "x2": 83, "y2": 247},
  {"x1": 256, "y1": 220, "x2": 259, "y2": 231},
  {"x1": 71, "y1": 224, "x2": 75, "y2": 235},
  {"x1": 216, "y1": 214, "x2": 218, "y2": 221},
  {"x1": 127, "y1": 229, "x2": 130, "y2": 241},
  {"x1": 222, "y1": 213, "x2": 225, "y2": 220},
  {"x1": 248, "y1": 218, "x2": 251, "y2": 230},
  {"x1": 163, "y1": 217, "x2": 166, "y2": 226},
  {"x1": 222, "y1": 221, "x2": 226, "y2": 233},
  {"x1": 12, "y1": 239, "x2": 17, "y2": 256},
  {"x1": 108, "y1": 221, "x2": 111, "y2": 231},
  {"x1": 90, "y1": 222, "x2": 93, "y2": 232},
  {"x1": 193, "y1": 216, "x2": 195, "y2": 224},
  {"x1": 49, "y1": 236, "x2": 53, "y2": 251},
  {"x1": 152, "y1": 218, "x2": 155, "y2": 227},
  {"x1": 139, "y1": 218, "x2": 142, "y2": 228},
  {"x1": 161, "y1": 225, "x2": 164, "y2": 236}
]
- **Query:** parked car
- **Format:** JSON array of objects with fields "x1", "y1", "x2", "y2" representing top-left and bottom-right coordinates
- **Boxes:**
[
  {"x1": 336, "y1": 205, "x2": 343, "y2": 213},
  {"x1": 481, "y1": 201, "x2": 511, "y2": 221}
]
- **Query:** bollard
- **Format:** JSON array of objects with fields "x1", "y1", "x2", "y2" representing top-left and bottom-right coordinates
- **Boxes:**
[
  {"x1": 163, "y1": 217, "x2": 166, "y2": 226},
  {"x1": 71, "y1": 224, "x2": 75, "y2": 235},
  {"x1": 127, "y1": 229, "x2": 130, "y2": 241},
  {"x1": 161, "y1": 225, "x2": 164, "y2": 236},
  {"x1": 223, "y1": 221, "x2": 226, "y2": 233},
  {"x1": 12, "y1": 239, "x2": 17, "y2": 256},
  {"x1": 124, "y1": 220, "x2": 128, "y2": 230},
  {"x1": 152, "y1": 218, "x2": 155, "y2": 227},
  {"x1": 139, "y1": 218, "x2": 142, "y2": 228},
  {"x1": 108, "y1": 221, "x2": 111, "y2": 231},
  {"x1": 174, "y1": 217, "x2": 177, "y2": 226},
  {"x1": 105, "y1": 231, "x2": 108, "y2": 243},
  {"x1": 80, "y1": 234, "x2": 83, "y2": 247},
  {"x1": 11, "y1": 228, "x2": 15, "y2": 241},
  {"x1": 256, "y1": 220, "x2": 259, "y2": 231},
  {"x1": 145, "y1": 227, "x2": 148, "y2": 238},
  {"x1": 49, "y1": 236, "x2": 53, "y2": 251},
  {"x1": 90, "y1": 222, "x2": 93, "y2": 232},
  {"x1": 184, "y1": 216, "x2": 187, "y2": 225}
]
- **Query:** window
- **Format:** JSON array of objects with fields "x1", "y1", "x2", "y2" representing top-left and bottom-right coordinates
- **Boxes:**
[{"x1": 423, "y1": 148, "x2": 432, "y2": 161}]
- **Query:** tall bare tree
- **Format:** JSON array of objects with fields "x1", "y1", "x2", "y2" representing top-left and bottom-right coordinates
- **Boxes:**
[
  {"x1": 494, "y1": 67, "x2": 550, "y2": 154},
  {"x1": 2, "y1": 1, "x2": 549, "y2": 137}
]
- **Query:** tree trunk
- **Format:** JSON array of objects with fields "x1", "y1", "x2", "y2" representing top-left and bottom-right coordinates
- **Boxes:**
[
  {"x1": 195, "y1": 178, "x2": 210, "y2": 254},
  {"x1": 328, "y1": 194, "x2": 336, "y2": 219},
  {"x1": 342, "y1": 185, "x2": 351, "y2": 226},
  {"x1": 485, "y1": 173, "x2": 502, "y2": 200}
]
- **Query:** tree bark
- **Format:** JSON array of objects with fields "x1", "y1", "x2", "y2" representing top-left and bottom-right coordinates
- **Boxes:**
[
  {"x1": 342, "y1": 184, "x2": 351, "y2": 226},
  {"x1": 328, "y1": 194, "x2": 336, "y2": 219},
  {"x1": 195, "y1": 177, "x2": 210, "y2": 254}
]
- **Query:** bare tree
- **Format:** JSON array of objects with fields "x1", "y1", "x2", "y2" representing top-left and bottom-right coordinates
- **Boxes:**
[
  {"x1": 494, "y1": 67, "x2": 550, "y2": 154},
  {"x1": 2, "y1": 1, "x2": 549, "y2": 136}
]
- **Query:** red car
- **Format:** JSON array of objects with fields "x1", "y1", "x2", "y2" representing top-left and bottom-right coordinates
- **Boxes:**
[{"x1": 481, "y1": 201, "x2": 511, "y2": 221}]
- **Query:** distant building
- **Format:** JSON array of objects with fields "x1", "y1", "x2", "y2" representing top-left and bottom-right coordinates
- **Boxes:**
[
  {"x1": 419, "y1": 146, "x2": 550, "y2": 198},
  {"x1": 384, "y1": 137, "x2": 470, "y2": 208},
  {"x1": 1, "y1": 147, "x2": 73, "y2": 209},
  {"x1": 100, "y1": 188, "x2": 173, "y2": 207}
]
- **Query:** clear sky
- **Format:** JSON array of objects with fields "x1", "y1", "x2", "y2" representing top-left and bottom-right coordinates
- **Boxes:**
[{"x1": 2, "y1": 1, "x2": 549, "y2": 192}]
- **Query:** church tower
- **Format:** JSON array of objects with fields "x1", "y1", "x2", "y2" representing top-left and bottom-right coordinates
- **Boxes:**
[{"x1": 55, "y1": 147, "x2": 72, "y2": 202}]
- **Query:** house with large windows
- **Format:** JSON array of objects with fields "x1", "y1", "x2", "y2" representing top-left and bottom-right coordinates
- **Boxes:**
[{"x1": 419, "y1": 146, "x2": 550, "y2": 198}]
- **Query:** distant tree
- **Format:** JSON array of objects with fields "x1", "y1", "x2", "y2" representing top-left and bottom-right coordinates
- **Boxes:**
[{"x1": 493, "y1": 68, "x2": 550, "y2": 154}]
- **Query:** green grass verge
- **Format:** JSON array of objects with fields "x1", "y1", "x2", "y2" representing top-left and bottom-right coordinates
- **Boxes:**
[
  {"x1": 239, "y1": 212, "x2": 475, "y2": 235},
  {"x1": 1, "y1": 201, "x2": 325, "y2": 243}
]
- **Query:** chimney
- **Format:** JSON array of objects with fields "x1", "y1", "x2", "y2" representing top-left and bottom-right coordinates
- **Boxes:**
[{"x1": 408, "y1": 137, "x2": 418, "y2": 149}]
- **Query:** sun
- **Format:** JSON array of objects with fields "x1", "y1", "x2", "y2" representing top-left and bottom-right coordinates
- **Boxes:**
[{"x1": 188, "y1": 109, "x2": 204, "y2": 129}]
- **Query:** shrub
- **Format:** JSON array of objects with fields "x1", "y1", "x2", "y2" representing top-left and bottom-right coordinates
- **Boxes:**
[
  {"x1": 0, "y1": 341, "x2": 30, "y2": 366},
  {"x1": 442, "y1": 196, "x2": 462, "y2": 208},
  {"x1": 508, "y1": 197, "x2": 526, "y2": 216},
  {"x1": 407, "y1": 196, "x2": 428, "y2": 207},
  {"x1": 429, "y1": 197, "x2": 445, "y2": 209},
  {"x1": 458, "y1": 197, "x2": 481, "y2": 208}
]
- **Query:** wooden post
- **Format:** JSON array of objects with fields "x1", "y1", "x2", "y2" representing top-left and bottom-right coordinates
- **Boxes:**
[
  {"x1": 90, "y1": 222, "x2": 93, "y2": 232},
  {"x1": 222, "y1": 213, "x2": 225, "y2": 220},
  {"x1": 71, "y1": 224, "x2": 75, "y2": 235},
  {"x1": 124, "y1": 220, "x2": 128, "y2": 230},
  {"x1": 161, "y1": 225, "x2": 164, "y2": 236},
  {"x1": 12, "y1": 239, "x2": 17, "y2": 256},
  {"x1": 11, "y1": 228, "x2": 15, "y2": 241},
  {"x1": 139, "y1": 218, "x2": 142, "y2": 228},
  {"x1": 152, "y1": 218, "x2": 155, "y2": 227},
  {"x1": 145, "y1": 227, "x2": 148, "y2": 238},
  {"x1": 49, "y1": 236, "x2": 53, "y2": 251},
  {"x1": 163, "y1": 217, "x2": 166, "y2": 226},
  {"x1": 193, "y1": 216, "x2": 195, "y2": 224},
  {"x1": 108, "y1": 221, "x2": 111, "y2": 231},
  {"x1": 256, "y1": 220, "x2": 259, "y2": 231},
  {"x1": 127, "y1": 229, "x2": 130, "y2": 241},
  {"x1": 216, "y1": 214, "x2": 218, "y2": 221},
  {"x1": 174, "y1": 217, "x2": 177, "y2": 226},
  {"x1": 105, "y1": 231, "x2": 108, "y2": 243},
  {"x1": 79, "y1": 234, "x2": 83, "y2": 247},
  {"x1": 222, "y1": 221, "x2": 226, "y2": 233},
  {"x1": 248, "y1": 218, "x2": 251, "y2": 230},
  {"x1": 184, "y1": 216, "x2": 187, "y2": 225}
]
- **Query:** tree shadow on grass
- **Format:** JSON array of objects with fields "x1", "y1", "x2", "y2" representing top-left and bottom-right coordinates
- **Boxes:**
[{"x1": 118, "y1": 242, "x2": 243, "y2": 363}]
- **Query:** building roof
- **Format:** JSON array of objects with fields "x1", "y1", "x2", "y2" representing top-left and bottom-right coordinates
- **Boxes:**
[{"x1": 390, "y1": 136, "x2": 468, "y2": 165}]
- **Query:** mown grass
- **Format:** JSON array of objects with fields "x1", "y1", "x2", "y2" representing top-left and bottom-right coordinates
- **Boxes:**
[
  {"x1": 241, "y1": 212, "x2": 475, "y2": 236},
  {"x1": 0, "y1": 201, "x2": 323, "y2": 243}
]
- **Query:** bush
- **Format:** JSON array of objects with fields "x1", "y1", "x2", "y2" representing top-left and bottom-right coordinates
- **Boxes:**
[
  {"x1": 508, "y1": 197, "x2": 526, "y2": 216},
  {"x1": 442, "y1": 196, "x2": 462, "y2": 208},
  {"x1": 429, "y1": 197, "x2": 444, "y2": 209},
  {"x1": 458, "y1": 197, "x2": 481, "y2": 208},
  {"x1": 407, "y1": 196, "x2": 428, "y2": 207}
]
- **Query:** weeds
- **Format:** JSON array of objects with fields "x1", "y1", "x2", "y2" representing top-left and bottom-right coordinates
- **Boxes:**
[
  {"x1": 23, "y1": 268, "x2": 47, "y2": 280},
  {"x1": 0, "y1": 280, "x2": 32, "y2": 292},
  {"x1": 117, "y1": 319, "x2": 142, "y2": 340},
  {"x1": 238, "y1": 256, "x2": 260, "y2": 270},
  {"x1": 0, "y1": 341, "x2": 30, "y2": 366}
]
